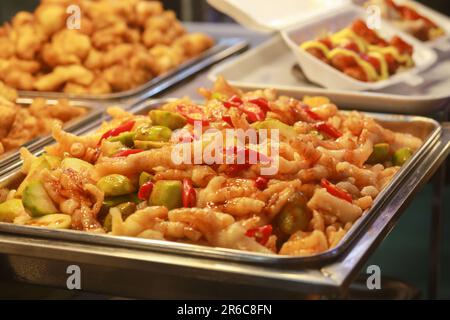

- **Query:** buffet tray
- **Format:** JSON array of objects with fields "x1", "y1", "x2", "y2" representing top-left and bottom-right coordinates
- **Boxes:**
[
  {"x1": 17, "y1": 37, "x2": 248, "y2": 103},
  {"x1": 0, "y1": 123, "x2": 448, "y2": 298},
  {"x1": 0, "y1": 99, "x2": 442, "y2": 268},
  {"x1": 0, "y1": 97, "x2": 104, "y2": 172},
  {"x1": 208, "y1": 35, "x2": 450, "y2": 114}
]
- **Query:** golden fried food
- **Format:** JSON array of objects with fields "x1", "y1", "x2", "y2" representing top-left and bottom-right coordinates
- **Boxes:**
[
  {"x1": 0, "y1": 82, "x2": 86, "y2": 156},
  {"x1": 0, "y1": 78, "x2": 423, "y2": 257},
  {"x1": 0, "y1": 0, "x2": 214, "y2": 94}
]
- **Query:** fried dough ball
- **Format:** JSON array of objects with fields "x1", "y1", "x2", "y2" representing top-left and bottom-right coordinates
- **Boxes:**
[
  {"x1": 0, "y1": 105, "x2": 17, "y2": 139},
  {"x1": 148, "y1": 45, "x2": 184, "y2": 75},
  {"x1": 0, "y1": 81, "x2": 86, "y2": 155},
  {"x1": 173, "y1": 33, "x2": 215, "y2": 58},
  {"x1": 35, "y1": 3, "x2": 67, "y2": 36},
  {"x1": 0, "y1": 38, "x2": 15, "y2": 59},
  {"x1": 42, "y1": 29, "x2": 91, "y2": 66},
  {"x1": 12, "y1": 24, "x2": 46, "y2": 60},
  {"x1": 34, "y1": 65, "x2": 94, "y2": 91},
  {"x1": 64, "y1": 78, "x2": 112, "y2": 95},
  {"x1": 2, "y1": 70, "x2": 35, "y2": 90}
]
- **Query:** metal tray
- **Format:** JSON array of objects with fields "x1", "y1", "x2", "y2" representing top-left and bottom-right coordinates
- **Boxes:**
[
  {"x1": 17, "y1": 37, "x2": 248, "y2": 103},
  {"x1": 208, "y1": 35, "x2": 450, "y2": 114},
  {"x1": 0, "y1": 123, "x2": 448, "y2": 298},
  {"x1": 0, "y1": 97, "x2": 104, "y2": 172},
  {"x1": 0, "y1": 99, "x2": 442, "y2": 268}
]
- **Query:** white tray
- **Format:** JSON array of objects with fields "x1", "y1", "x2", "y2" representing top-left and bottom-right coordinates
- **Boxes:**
[{"x1": 208, "y1": 35, "x2": 450, "y2": 114}]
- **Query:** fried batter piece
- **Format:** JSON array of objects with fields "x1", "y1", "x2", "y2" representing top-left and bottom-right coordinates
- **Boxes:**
[
  {"x1": 0, "y1": 81, "x2": 86, "y2": 156},
  {"x1": 0, "y1": 0, "x2": 214, "y2": 94}
]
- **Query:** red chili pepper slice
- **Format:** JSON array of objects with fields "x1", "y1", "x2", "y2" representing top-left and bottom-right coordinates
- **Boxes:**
[
  {"x1": 185, "y1": 114, "x2": 210, "y2": 127},
  {"x1": 182, "y1": 178, "x2": 196, "y2": 208},
  {"x1": 98, "y1": 120, "x2": 135, "y2": 145},
  {"x1": 138, "y1": 181, "x2": 154, "y2": 201},
  {"x1": 319, "y1": 38, "x2": 333, "y2": 50},
  {"x1": 222, "y1": 115, "x2": 234, "y2": 127},
  {"x1": 223, "y1": 95, "x2": 243, "y2": 109},
  {"x1": 173, "y1": 131, "x2": 195, "y2": 143},
  {"x1": 390, "y1": 36, "x2": 414, "y2": 56},
  {"x1": 314, "y1": 122, "x2": 342, "y2": 139},
  {"x1": 321, "y1": 179, "x2": 353, "y2": 203},
  {"x1": 224, "y1": 164, "x2": 251, "y2": 177},
  {"x1": 177, "y1": 105, "x2": 210, "y2": 126},
  {"x1": 239, "y1": 103, "x2": 266, "y2": 123},
  {"x1": 224, "y1": 146, "x2": 270, "y2": 165},
  {"x1": 112, "y1": 149, "x2": 145, "y2": 158},
  {"x1": 303, "y1": 105, "x2": 323, "y2": 121},
  {"x1": 248, "y1": 98, "x2": 270, "y2": 113},
  {"x1": 245, "y1": 225, "x2": 273, "y2": 245},
  {"x1": 255, "y1": 176, "x2": 269, "y2": 190},
  {"x1": 343, "y1": 42, "x2": 360, "y2": 53}
]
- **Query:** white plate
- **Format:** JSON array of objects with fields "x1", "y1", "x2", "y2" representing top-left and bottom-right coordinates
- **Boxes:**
[
  {"x1": 281, "y1": 5, "x2": 438, "y2": 91},
  {"x1": 208, "y1": 35, "x2": 450, "y2": 114}
]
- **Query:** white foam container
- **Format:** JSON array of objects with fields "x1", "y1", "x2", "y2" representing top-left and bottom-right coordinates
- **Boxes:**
[
  {"x1": 208, "y1": 0, "x2": 439, "y2": 91},
  {"x1": 354, "y1": 0, "x2": 450, "y2": 52},
  {"x1": 281, "y1": 5, "x2": 437, "y2": 91}
]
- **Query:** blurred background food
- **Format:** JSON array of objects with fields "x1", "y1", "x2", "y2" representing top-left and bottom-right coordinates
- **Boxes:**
[
  {"x1": 1, "y1": 1, "x2": 448, "y2": 23},
  {"x1": 0, "y1": 0, "x2": 214, "y2": 94},
  {"x1": 0, "y1": 81, "x2": 86, "y2": 155}
]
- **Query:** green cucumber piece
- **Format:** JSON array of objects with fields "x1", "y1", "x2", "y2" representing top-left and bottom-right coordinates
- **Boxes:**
[
  {"x1": 27, "y1": 214, "x2": 72, "y2": 229},
  {"x1": 97, "y1": 174, "x2": 135, "y2": 197},
  {"x1": 135, "y1": 124, "x2": 172, "y2": 142},
  {"x1": 23, "y1": 181, "x2": 58, "y2": 217},
  {"x1": 109, "y1": 132, "x2": 135, "y2": 148},
  {"x1": 367, "y1": 143, "x2": 390, "y2": 164},
  {"x1": 139, "y1": 172, "x2": 153, "y2": 187},
  {"x1": 61, "y1": 158, "x2": 94, "y2": 175},
  {"x1": 102, "y1": 202, "x2": 137, "y2": 232},
  {"x1": 252, "y1": 119, "x2": 296, "y2": 139},
  {"x1": 149, "y1": 180, "x2": 182, "y2": 210},
  {"x1": 17, "y1": 155, "x2": 61, "y2": 196},
  {"x1": 103, "y1": 194, "x2": 140, "y2": 208},
  {"x1": 0, "y1": 199, "x2": 25, "y2": 222},
  {"x1": 134, "y1": 140, "x2": 168, "y2": 150},
  {"x1": 392, "y1": 147, "x2": 413, "y2": 166},
  {"x1": 149, "y1": 110, "x2": 187, "y2": 130}
]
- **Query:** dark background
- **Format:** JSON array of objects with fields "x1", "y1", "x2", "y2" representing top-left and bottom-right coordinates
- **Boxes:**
[{"x1": 0, "y1": 1, "x2": 446, "y2": 24}]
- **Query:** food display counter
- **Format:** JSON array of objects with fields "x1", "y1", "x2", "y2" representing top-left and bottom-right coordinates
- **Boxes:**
[{"x1": 0, "y1": 1, "x2": 449, "y2": 300}]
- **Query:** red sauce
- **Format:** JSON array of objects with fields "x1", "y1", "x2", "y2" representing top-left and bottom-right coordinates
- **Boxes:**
[
  {"x1": 390, "y1": 35, "x2": 414, "y2": 55},
  {"x1": 319, "y1": 37, "x2": 334, "y2": 50},
  {"x1": 343, "y1": 42, "x2": 360, "y2": 53},
  {"x1": 351, "y1": 19, "x2": 388, "y2": 46},
  {"x1": 360, "y1": 53, "x2": 381, "y2": 73}
]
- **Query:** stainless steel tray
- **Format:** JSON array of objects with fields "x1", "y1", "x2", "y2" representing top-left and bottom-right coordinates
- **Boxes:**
[
  {"x1": 0, "y1": 99, "x2": 443, "y2": 268},
  {"x1": 0, "y1": 97, "x2": 104, "y2": 172},
  {"x1": 208, "y1": 35, "x2": 450, "y2": 114},
  {"x1": 18, "y1": 37, "x2": 248, "y2": 103},
  {"x1": 0, "y1": 123, "x2": 448, "y2": 298}
]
